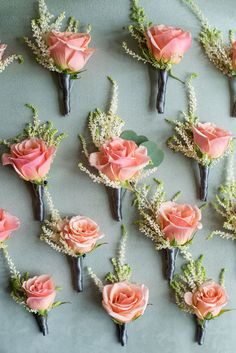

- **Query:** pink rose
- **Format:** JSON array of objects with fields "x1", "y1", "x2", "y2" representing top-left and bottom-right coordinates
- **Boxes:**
[
  {"x1": 146, "y1": 25, "x2": 191, "y2": 64},
  {"x1": 89, "y1": 137, "x2": 150, "y2": 182},
  {"x1": 184, "y1": 281, "x2": 228, "y2": 320},
  {"x1": 192, "y1": 123, "x2": 232, "y2": 159},
  {"x1": 102, "y1": 281, "x2": 149, "y2": 324},
  {"x1": 157, "y1": 201, "x2": 202, "y2": 245},
  {"x1": 2, "y1": 138, "x2": 56, "y2": 182},
  {"x1": 0, "y1": 43, "x2": 7, "y2": 60},
  {"x1": 47, "y1": 31, "x2": 95, "y2": 73},
  {"x1": 58, "y1": 216, "x2": 104, "y2": 254},
  {"x1": 22, "y1": 275, "x2": 56, "y2": 311},
  {"x1": 0, "y1": 208, "x2": 20, "y2": 241},
  {"x1": 231, "y1": 41, "x2": 236, "y2": 71}
]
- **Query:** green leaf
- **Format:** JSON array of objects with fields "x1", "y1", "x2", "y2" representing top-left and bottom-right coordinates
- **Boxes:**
[
  {"x1": 52, "y1": 301, "x2": 69, "y2": 309},
  {"x1": 140, "y1": 141, "x2": 164, "y2": 169},
  {"x1": 120, "y1": 130, "x2": 148, "y2": 145}
]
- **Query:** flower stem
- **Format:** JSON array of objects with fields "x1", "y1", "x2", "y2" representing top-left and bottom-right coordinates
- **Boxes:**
[
  {"x1": 31, "y1": 183, "x2": 45, "y2": 222},
  {"x1": 71, "y1": 255, "x2": 85, "y2": 292},
  {"x1": 196, "y1": 318, "x2": 208, "y2": 345},
  {"x1": 117, "y1": 323, "x2": 128, "y2": 346},
  {"x1": 33, "y1": 313, "x2": 49, "y2": 336},
  {"x1": 58, "y1": 73, "x2": 74, "y2": 116},
  {"x1": 156, "y1": 69, "x2": 168, "y2": 114},
  {"x1": 166, "y1": 248, "x2": 179, "y2": 282},
  {"x1": 229, "y1": 76, "x2": 236, "y2": 117},
  {"x1": 107, "y1": 187, "x2": 123, "y2": 222},
  {"x1": 198, "y1": 164, "x2": 210, "y2": 201}
]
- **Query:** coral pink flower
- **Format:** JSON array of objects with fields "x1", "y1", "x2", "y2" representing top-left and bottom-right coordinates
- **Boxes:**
[
  {"x1": 58, "y1": 216, "x2": 104, "y2": 254},
  {"x1": 146, "y1": 25, "x2": 191, "y2": 64},
  {"x1": 47, "y1": 31, "x2": 95, "y2": 73},
  {"x1": 192, "y1": 123, "x2": 232, "y2": 159},
  {"x1": 0, "y1": 208, "x2": 20, "y2": 242},
  {"x1": 184, "y1": 281, "x2": 228, "y2": 320},
  {"x1": 22, "y1": 275, "x2": 56, "y2": 311},
  {"x1": 2, "y1": 138, "x2": 56, "y2": 182},
  {"x1": 89, "y1": 137, "x2": 150, "y2": 182},
  {"x1": 0, "y1": 44, "x2": 7, "y2": 60},
  {"x1": 157, "y1": 201, "x2": 202, "y2": 245},
  {"x1": 102, "y1": 281, "x2": 149, "y2": 324}
]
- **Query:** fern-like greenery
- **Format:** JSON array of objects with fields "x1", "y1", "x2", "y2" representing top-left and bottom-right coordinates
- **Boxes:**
[
  {"x1": 24, "y1": 0, "x2": 91, "y2": 72},
  {"x1": 0, "y1": 104, "x2": 66, "y2": 148},
  {"x1": 88, "y1": 225, "x2": 132, "y2": 291},
  {"x1": 181, "y1": 0, "x2": 234, "y2": 76},
  {"x1": 0, "y1": 52, "x2": 23, "y2": 73},
  {"x1": 166, "y1": 74, "x2": 233, "y2": 166},
  {"x1": 209, "y1": 156, "x2": 236, "y2": 240},
  {"x1": 122, "y1": 0, "x2": 172, "y2": 70}
]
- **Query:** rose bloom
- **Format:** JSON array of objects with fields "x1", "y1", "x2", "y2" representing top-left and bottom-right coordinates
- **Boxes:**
[
  {"x1": 184, "y1": 281, "x2": 228, "y2": 320},
  {"x1": 0, "y1": 43, "x2": 7, "y2": 60},
  {"x1": 231, "y1": 41, "x2": 236, "y2": 71},
  {"x1": 102, "y1": 281, "x2": 149, "y2": 324},
  {"x1": 157, "y1": 201, "x2": 202, "y2": 245},
  {"x1": 58, "y1": 216, "x2": 104, "y2": 255},
  {"x1": 2, "y1": 138, "x2": 56, "y2": 182},
  {"x1": 0, "y1": 208, "x2": 20, "y2": 242},
  {"x1": 89, "y1": 137, "x2": 150, "y2": 182},
  {"x1": 192, "y1": 123, "x2": 232, "y2": 159},
  {"x1": 47, "y1": 31, "x2": 95, "y2": 73},
  {"x1": 146, "y1": 25, "x2": 191, "y2": 64},
  {"x1": 22, "y1": 275, "x2": 56, "y2": 311}
]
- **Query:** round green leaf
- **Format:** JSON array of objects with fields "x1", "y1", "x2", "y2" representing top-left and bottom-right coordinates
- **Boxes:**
[
  {"x1": 140, "y1": 140, "x2": 164, "y2": 169},
  {"x1": 121, "y1": 130, "x2": 148, "y2": 145}
]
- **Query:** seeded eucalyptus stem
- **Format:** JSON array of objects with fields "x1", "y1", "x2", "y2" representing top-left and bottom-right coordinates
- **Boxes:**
[
  {"x1": 33, "y1": 313, "x2": 49, "y2": 336},
  {"x1": 156, "y1": 69, "x2": 168, "y2": 114}
]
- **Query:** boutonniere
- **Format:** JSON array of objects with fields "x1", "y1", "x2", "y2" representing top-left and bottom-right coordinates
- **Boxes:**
[
  {"x1": 88, "y1": 225, "x2": 149, "y2": 346},
  {"x1": 133, "y1": 179, "x2": 202, "y2": 281},
  {"x1": 167, "y1": 74, "x2": 233, "y2": 201},
  {"x1": 181, "y1": 0, "x2": 236, "y2": 117},
  {"x1": 0, "y1": 104, "x2": 66, "y2": 221},
  {"x1": 0, "y1": 210, "x2": 64, "y2": 336},
  {"x1": 79, "y1": 77, "x2": 164, "y2": 221},
  {"x1": 209, "y1": 154, "x2": 236, "y2": 241},
  {"x1": 123, "y1": 0, "x2": 191, "y2": 113},
  {"x1": 24, "y1": 0, "x2": 95, "y2": 116},
  {"x1": 0, "y1": 42, "x2": 23, "y2": 73},
  {"x1": 171, "y1": 256, "x2": 229, "y2": 345},
  {"x1": 40, "y1": 190, "x2": 105, "y2": 292}
]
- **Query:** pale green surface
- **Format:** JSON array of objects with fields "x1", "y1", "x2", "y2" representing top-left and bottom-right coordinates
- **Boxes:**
[{"x1": 0, "y1": 1, "x2": 236, "y2": 352}]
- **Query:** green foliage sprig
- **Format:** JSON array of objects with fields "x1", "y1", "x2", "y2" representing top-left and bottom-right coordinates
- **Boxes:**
[
  {"x1": 0, "y1": 104, "x2": 66, "y2": 148},
  {"x1": 0, "y1": 52, "x2": 23, "y2": 73},
  {"x1": 24, "y1": 0, "x2": 91, "y2": 72},
  {"x1": 88, "y1": 225, "x2": 132, "y2": 291},
  {"x1": 181, "y1": 0, "x2": 234, "y2": 76},
  {"x1": 166, "y1": 74, "x2": 233, "y2": 166},
  {"x1": 171, "y1": 255, "x2": 226, "y2": 318},
  {"x1": 209, "y1": 155, "x2": 236, "y2": 240}
]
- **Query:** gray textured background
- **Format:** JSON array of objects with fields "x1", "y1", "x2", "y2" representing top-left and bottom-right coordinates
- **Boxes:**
[{"x1": 0, "y1": 1, "x2": 236, "y2": 352}]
